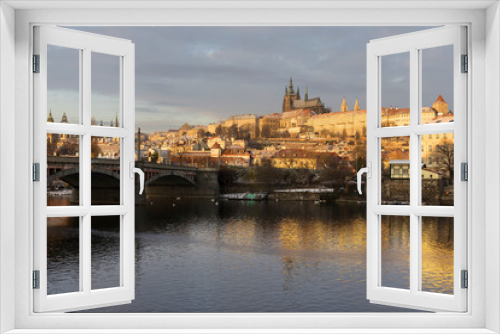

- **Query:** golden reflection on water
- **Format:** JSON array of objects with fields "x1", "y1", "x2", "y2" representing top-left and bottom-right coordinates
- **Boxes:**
[
  {"x1": 422, "y1": 217, "x2": 454, "y2": 294},
  {"x1": 278, "y1": 217, "x2": 367, "y2": 253},
  {"x1": 221, "y1": 218, "x2": 257, "y2": 247},
  {"x1": 381, "y1": 216, "x2": 410, "y2": 289},
  {"x1": 379, "y1": 215, "x2": 453, "y2": 294},
  {"x1": 47, "y1": 198, "x2": 454, "y2": 297}
]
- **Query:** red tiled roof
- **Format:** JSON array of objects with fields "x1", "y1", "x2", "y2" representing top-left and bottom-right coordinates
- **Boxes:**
[{"x1": 435, "y1": 95, "x2": 446, "y2": 103}]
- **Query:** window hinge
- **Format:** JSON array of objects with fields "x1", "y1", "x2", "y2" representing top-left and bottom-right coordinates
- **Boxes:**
[
  {"x1": 33, "y1": 54, "x2": 40, "y2": 73},
  {"x1": 461, "y1": 162, "x2": 468, "y2": 182},
  {"x1": 33, "y1": 163, "x2": 40, "y2": 182},
  {"x1": 33, "y1": 270, "x2": 40, "y2": 289},
  {"x1": 461, "y1": 54, "x2": 468, "y2": 73},
  {"x1": 461, "y1": 269, "x2": 468, "y2": 289}
]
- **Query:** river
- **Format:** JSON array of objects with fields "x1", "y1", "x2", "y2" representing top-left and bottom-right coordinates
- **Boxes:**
[{"x1": 47, "y1": 196, "x2": 453, "y2": 312}]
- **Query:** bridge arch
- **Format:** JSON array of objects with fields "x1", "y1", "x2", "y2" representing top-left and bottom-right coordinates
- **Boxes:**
[
  {"x1": 48, "y1": 168, "x2": 80, "y2": 184},
  {"x1": 48, "y1": 168, "x2": 120, "y2": 188},
  {"x1": 145, "y1": 172, "x2": 196, "y2": 187}
]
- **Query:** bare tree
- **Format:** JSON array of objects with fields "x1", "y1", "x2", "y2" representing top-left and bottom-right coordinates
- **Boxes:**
[
  {"x1": 320, "y1": 129, "x2": 330, "y2": 138},
  {"x1": 215, "y1": 124, "x2": 222, "y2": 136},
  {"x1": 91, "y1": 141, "x2": 101, "y2": 158},
  {"x1": 432, "y1": 139, "x2": 454, "y2": 183},
  {"x1": 341, "y1": 128, "x2": 347, "y2": 140},
  {"x1": 261, "y1": 125, "x2": 271, "y2": 138}
]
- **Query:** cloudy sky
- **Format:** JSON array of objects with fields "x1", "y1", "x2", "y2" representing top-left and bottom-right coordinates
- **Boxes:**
[{"x1": 47, "y1": 26, "x2": 454, "y2": 133}]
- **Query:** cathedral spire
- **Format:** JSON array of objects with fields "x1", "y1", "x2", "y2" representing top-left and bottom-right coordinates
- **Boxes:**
[
  {"x1": 288, "y1": 75, "x2": 294, "y2": 94},
  {"x1": 354, "y1": 97, "x2": 360, "y2": 111},
  {"x1": 47, "y1": 109, "x2": 54, "y2": 123},
  {"x1": 304, "y1": 84, "x2": 308, "y2": 101},
  {"x1": 340, "y1": 96, "x2": 349, "y2": 113},
  {"x1": 115, "y1": 112, "x2": 119, "y2": 127},
  {"x1": 296, "y1": 86, "x2": 300, "y2": 100}
]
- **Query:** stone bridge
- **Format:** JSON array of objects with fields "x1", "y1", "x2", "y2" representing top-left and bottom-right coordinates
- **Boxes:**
[{"x1": 47, "y1": 157, "x2": 219, "y2": 202}]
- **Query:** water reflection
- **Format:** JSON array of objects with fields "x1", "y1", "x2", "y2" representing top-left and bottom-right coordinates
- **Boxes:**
[
  {"x1": 47, "y1": 216, "x2": 80, "y2": 295},
  {"x1": 422, "y1": 217, "x2": 454, "y2": 294},
  {"x1": 381, "y1": 216, "x2": 410, "y2": 289},
  {"x1": 45, "y1": 198, "x2": 454, "y2": 312}
]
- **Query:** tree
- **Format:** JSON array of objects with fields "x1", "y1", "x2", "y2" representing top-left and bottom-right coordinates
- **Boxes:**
[
  {"x1": 261, "y1": 125, "x2": 271, "y2": 138},
  {"x1": 149, "y1": 150, "x2": 159, "y2": 163},
  {"x1": 47, "y1": 133, "x2": 60, "y2": 156},
  {"x1": 352, "y1": 143, "x2": 367, "y2": 170},
  {"x1": 58, "y1": 142, "x2": 78, "y2": 157},
  {"x1": 341, "y1": 128, "x2": 347, "y2": 140},
  {"x1": 318, "y1": 157, "x2": 352, "y2": 185},
  {"x1": 91, "y1": 141, "x2": 101, "y2": 158},
  {"x1": 215, "y1": 124, "x2": 222, "y2": 136},
  {"x1": 320, "y1": 129, "x2": 330, "y2": 138},
  {"x1": 238, "y1": 126, "x2": 251, "y2": 140},
  {"x1": 218, "y1": 166, "x2": 237, "y2": 190},
  {"x1": 228, "y1": 125, "x2": 238, "y2": 138},
  {"x1": 433, "y1": 139, "x2": 454, "y2": 183}
]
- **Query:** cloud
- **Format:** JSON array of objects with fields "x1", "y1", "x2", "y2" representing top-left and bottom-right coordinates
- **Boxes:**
[{"x1": 54, "y1": 26, "x2": 451, "y2": 132}]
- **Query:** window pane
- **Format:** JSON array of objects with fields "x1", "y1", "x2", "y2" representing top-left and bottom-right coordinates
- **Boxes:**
[
  {"x1": 47, "y1": 45, "x2": 80, "y2": 125},
  {"x1": 47, "y1": 216, "x2": 80, "y2": 295},
  {"x1": 421, "y1": 133, "x2": 454, "y2": 206},
  {"x1": 381, "y1": 215, "x2": 410, "y2": 290},
  {"x1": 91, "y1": 215, "x2": 121, "y2": 290},
  {"x1": 421, "y1": 45, "x2": 454, "y2": 125},
  {"x1": 381, "y1": 136, "x2": 410, "y2": 205},
  {"x1": 91, "y1": 136, "x2": 121, "y2": 205},
  {"x1": 421, "y1": 217, "x2": 454, "y2": 294},
  {"x1": 47, "y1": 134, "x2": 80, "y2": 206},
  {"x1": 381, "y1": 52, "x2": 410, "y2": 128},
  {"x1": 92, "y1": 52, "x2": 121, "y2": 127}
]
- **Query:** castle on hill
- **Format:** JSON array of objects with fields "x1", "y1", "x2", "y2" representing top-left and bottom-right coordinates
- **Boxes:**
[{"x1": 282, "y1": 76, "x2": 329, "y2": 114}]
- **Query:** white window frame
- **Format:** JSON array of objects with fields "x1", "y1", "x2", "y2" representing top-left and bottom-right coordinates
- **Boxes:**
[
  {"x1": 365, "y1": 26, "x2": 467, "y2": 312},
  {"x1": 33, "y1": 26, "x2": 136, "y2": 313},
  {"x1": 0, "y1": 1, "x2": 499, "y2": 333}
]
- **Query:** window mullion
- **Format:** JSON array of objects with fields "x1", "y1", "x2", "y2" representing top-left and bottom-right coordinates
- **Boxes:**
[
  {"x1": 82, "y1": 47, "x2": 92, "y2": 294},
  {"x1": 409, "y1": 47, "x2": 420, "y2": 294}
]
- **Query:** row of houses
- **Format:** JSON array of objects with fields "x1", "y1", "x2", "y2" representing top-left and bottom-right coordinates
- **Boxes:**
[{"x1": 136, "y1": 141, "x2": 352, "y2": 170}]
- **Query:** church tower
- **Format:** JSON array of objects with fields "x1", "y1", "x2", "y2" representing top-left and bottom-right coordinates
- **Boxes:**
[
  {"x1": 282, "y1": 76, "x2": 300, "y2": 113},
  {"x1": 61, "y1": 112, "x2": 68, "y2": 123},
  {"x1": 47, "y1": 109, "x2": 54, "y2": 122},
  {"x1": 432, "y1": 95, "x2": 449, "y2": 114},
  {"x1": 354, "y1": 97, "x2": 360, "y2": 111},
  {"x1": 60, "y1": 112, "x2": 69, "y2": 139},
  {"x1": 340, "y1": 97, "x2": 349, "y2": 113}
]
